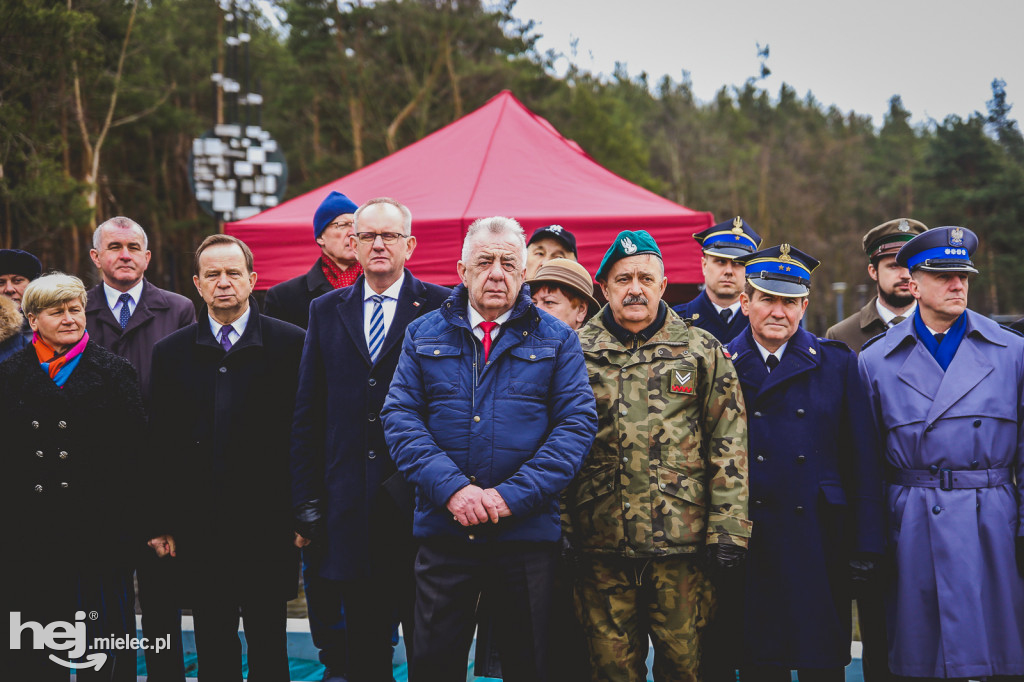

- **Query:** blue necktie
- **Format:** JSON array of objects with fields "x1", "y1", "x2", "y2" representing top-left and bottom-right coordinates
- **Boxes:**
[
  {"x1": 368, "y1": 295, "x2": 385, "y2": 362},
  {"x1": 117, "y1": 293, "x2": 132, "y2": 329},
  {"x1": 219, "y1": 324, "x2": 233, "y2": 352}
]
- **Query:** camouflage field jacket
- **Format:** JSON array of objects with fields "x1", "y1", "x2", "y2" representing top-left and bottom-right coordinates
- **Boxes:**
[{"x1": 565, "y1": 307, "x2": 751, "y2": 557}]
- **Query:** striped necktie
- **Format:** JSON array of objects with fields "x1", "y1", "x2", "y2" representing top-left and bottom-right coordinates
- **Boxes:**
[{"x1": 368, "y1": 295, "x2": 385, "y2": 362}]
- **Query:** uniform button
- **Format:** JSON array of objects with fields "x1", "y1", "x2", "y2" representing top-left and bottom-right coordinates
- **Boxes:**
[
  {"x1": 625, "y1": 548, "x2": 635, "y2": 558},
  {"x1": 932, "y1": 505, "x2": 942, "y2": 515},
  {"x1": 659, "y1": 482, "x2": 666, "y2": 490},
  {"x1": 469, "y1": 476, "x2": 477, "y2": 483},
  {"x1": 624, "y1": 502, "x2": 631, "y2": 510},
  {"x1": 795, "y1": 505, "x2": 805, "y2": 515},
  {"x1": 970, "y1": 460, "x2": 979, "y2": 469},
  {"x1": 35, "y1": 450, "x2": 44, "y2": 458},
  {"x1": 58, "y1": 421, "x2": 67, "y2": 429},
  {"x1": 925, "y1": 424, "x2": 934, "y2": 432},
  {"x1": 796, "y1": 455, "x2": 806, "y2": 464},
  {"x1": 529, "y1": 354, "x2": 536, "y2": 359},
  {"x1": 31, "y1": 420, "x2": 39, "y2": 429},
  {"x1": 433, "y1": 349, "x2": 440, "y2": 355},
  {"x1": 368, "y1": 450, "x2": 376, "y2": 459},
  {"x1": 929, "y1": 464, "x2": 939, "y2": 474},
  {"x1": 756, "y1": 455, "x2": 765, "y2": 463},
  {"x1": 59, "y1": 451, "x2": 68, "y2": 460},
  {"x1": 753, "y1": 411, "x2": 762, "y2": 418},
  {"x1": 468, "y1": 534, "x2": 476, "y2": 540},
  {"x1": 219, "y1": 366, "x2": 227, "y2": 373},
  {"x1": 796, "y1": 409, "x2": 805, "y2": 417},
  {"x1": 621, "y1": 456, "x2": 629, "y2": 464},
  {"x1": 367, "y1": 413, "x2": 377, "y2": 422},
  {"x1": 61, "y1": 482, "x2": 69, "y2": 489},
  {"x1": 368, "y1": 378, "x2": 376, "y2": 386},
  {"x1": 473, "y1": 416, "x2": 481, "y2": 423},
  {"x1": 973, "y1": 419, "x2": 982, "y2": 428},
  {"x1": 522, "y1": 331, "x2": 528, "y2": 336},
  {"x1": 753, "y1": 499, "x2": 763, "y2": 507},
  {"x1": 34, "y1": 484, "x2": 43, "y2": 493}
]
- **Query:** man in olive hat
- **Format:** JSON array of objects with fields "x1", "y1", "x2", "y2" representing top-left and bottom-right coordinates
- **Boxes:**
[
  {"x1": 826, "y1": 218, "x2": 927, "y2": 353},
  {"x1": 564, "y1": 230, "x2": 750, "y2": 681},
  {"x1": 859, "y1": 226, "x2": 1024, "y2": 680}
]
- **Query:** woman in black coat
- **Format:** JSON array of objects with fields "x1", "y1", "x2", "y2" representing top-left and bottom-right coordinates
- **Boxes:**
[{"x1": 3, "y1": 273, "x2": 145, "y2": 682}]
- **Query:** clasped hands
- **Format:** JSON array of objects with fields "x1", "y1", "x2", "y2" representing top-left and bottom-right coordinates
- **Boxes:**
[{"x1": 447, "y1": 485, "x2": 511, "y2": 527}]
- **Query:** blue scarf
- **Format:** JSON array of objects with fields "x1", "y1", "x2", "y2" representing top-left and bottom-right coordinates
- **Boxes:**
[{"x1": 914, "y1": 309, "x2": 966, "y2": 371}]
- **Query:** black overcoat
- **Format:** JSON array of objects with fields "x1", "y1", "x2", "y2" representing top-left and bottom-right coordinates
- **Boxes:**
[
  {"x1": 147, "y1": 302, "x2": 305, "y2": 603},
  {"x1": 263, "y1": 261, "x2": 333, "y2": 329},
  {"x1": 290, "y1": 272, "x2": 450, "y2": 581}
]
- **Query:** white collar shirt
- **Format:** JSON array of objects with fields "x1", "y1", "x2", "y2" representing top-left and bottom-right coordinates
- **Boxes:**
[
  {"x1": 754, "y1": 339, "x2": 788, "y2": 370},
  {"x1": 362, "y1": 273, "x2": 405, "y2": 350},
  {"x1": 208, "y1": 306, "x2": 251, "y2": 347},
  {"x1": 103, "y1": 280, "x2": 145, "y2": 320},
  {"x1": 468, "y1": 305, "x2": 512, "y2": 343},
  {"x1": 875, "y1": 299, "x2": 916, "y2": 327}
]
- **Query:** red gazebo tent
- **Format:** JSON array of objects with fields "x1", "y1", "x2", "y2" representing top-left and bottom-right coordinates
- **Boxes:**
[{"x1": 226, "y1": 91, "x2": 713, "y2": 290}]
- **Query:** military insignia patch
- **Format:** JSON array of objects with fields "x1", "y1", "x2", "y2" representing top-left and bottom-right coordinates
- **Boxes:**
[
  {"x1": 898, "y1": 219, "x2": 910, "y2": 232},
  {"x1": 691, "y1": 313, "x2": 700, "y2": 320},
  {"x1": 949, "y1": 227, "x2": 965, "y2": 246},
  {"x1": 545, "y1": 224, "x2": 564, "y2": 234},
  {"x1": 731, "y1": 216, "x2": 744, "y2": 234},
  {"x1": 621, "y1": 236, "x2": 638, "y2": 254},
  {"x1": 779, "y1": 243, "x2": 793, "y2": 262},
  {"x1": 670, "y1": 369, "x2": 694, "y2": 394},
  {"x1": 808, "y1": 347, "x2": 817, "y2": 355}
]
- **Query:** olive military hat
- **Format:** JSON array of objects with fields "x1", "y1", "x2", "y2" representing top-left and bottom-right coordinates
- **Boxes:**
[{"x1": 863, "y1": 218, "x2": 927, "y2": 262}]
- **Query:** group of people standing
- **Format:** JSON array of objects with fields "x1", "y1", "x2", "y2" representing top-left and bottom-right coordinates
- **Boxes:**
[{"x1": 2, "y1": 191, "x2": 1022, "y2": 682}]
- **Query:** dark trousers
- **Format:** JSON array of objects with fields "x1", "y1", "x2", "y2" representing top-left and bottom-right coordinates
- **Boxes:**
[
  {"x1": 191, "y1": 597, "x2": 288, "y2": 682},
  {"x1": 857, "y1": 592, "x2": 894, "y2": 682},
  {"x1": 303, "y1": 554, "x2": 349, "y2": 675},
  {"x1": 137, "y1": 553, "x2": 186, "y2": 682},
  {"x1": 702, "y1": 568, "x2": 744, "y2": 682},
  {"x1": 412, "y1": 539, "x2": 557, "y2": 682},
  {"x1": 742, "y1": 666, "x2": 844, "y2": 682}
]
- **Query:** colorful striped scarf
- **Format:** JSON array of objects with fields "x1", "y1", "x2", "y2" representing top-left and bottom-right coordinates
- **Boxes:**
[{"x1": 33, "y1": 329, "x2": 89, "y2": 387}]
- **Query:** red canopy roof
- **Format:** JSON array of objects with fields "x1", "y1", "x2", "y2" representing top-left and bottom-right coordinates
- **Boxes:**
[{"x1": 226, "y1": 90, "x2": 713, "y2": 289}]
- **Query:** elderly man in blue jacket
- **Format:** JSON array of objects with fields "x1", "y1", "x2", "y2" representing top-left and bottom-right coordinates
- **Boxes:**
[{"x1": 382, "y1": 216, "x2": 598, "y2": 682}]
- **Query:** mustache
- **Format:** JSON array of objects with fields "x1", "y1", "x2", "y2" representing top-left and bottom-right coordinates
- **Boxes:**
[{"x1": 622, "y1": 294, "x2": 648, "y2": 306}]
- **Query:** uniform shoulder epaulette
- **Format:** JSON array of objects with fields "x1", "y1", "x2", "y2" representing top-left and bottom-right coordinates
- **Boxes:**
[
  {"x1": 999, "y1": 324, "x2": 1024, "y2": 338},
  {"x1": 816, "y1": 336, "x2": 848, "y2": 349},
  {"x1": 860, "y1": 331, "x2": 886, "y2": 351}
]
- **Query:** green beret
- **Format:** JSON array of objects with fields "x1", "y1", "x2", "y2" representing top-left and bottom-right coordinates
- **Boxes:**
[{"x1": 596, "y1": 230, "x2": 662, "y2": 281}]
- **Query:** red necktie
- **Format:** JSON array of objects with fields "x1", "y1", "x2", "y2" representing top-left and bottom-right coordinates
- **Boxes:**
[{"x1": 480, "y1": 321, "x2": 497, "y2": 362}]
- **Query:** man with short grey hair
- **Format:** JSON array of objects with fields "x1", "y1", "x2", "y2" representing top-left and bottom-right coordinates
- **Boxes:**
[
  {"x1": 85, "y1": 215, "x2": 194, "y2": 682},
  {"x1": 382, "y1": 216, "x2": 597, "y2": 681}
]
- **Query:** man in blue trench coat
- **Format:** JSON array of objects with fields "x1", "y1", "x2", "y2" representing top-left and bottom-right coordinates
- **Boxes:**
[
  {"x1": 724, "y1": 244, "x2": 886, "y2": 681},
  {"x1": 859, "y1": 225, "x2": 1024, "y2": 680}
]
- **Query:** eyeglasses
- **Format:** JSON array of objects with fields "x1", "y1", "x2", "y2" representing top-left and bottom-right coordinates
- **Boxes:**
[
  {"x1": 327, "y1": 220, "x2": 355, "y2": 230},
  {"x1": 354, "y1": 232, "x2": 409, "y2": 244}
]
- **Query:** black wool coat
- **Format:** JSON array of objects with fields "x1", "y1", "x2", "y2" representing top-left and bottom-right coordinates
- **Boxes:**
[
  {"x1": 147, "y1": 303, "x2": 305, "y2": 604},
  {"x1": 263, "y1": 261, "x2": 334, "y2": 330},
  {"x1": 1, "y1": 342, "x2": 145, "y2": 575}
]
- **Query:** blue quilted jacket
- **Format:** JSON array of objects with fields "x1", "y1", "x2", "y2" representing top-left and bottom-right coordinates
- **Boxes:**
[{"x1": 381, "y1": 284, "x2": 597, "y2": 542}]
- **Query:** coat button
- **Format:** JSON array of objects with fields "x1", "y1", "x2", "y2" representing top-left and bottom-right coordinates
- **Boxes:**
[
  {"x1": 925, "y1": 424, "x2": 934, "y2": 432},
  {"x1": 973, "y1": 419, "x2": 981, "y2": 428},
  {"x1": 970, "y1": 460, "x2": 979, "y2": 469},
  {"x1": 367, "y1": 413, "x2": 377, "y2": 422},
  {"x1": 31, "y1": 421, "x2": 39, "y2": 429},
  {"x1": 58, "y1": 421, "x2": 67, "y2": 429},
  {"x1": 469, "y1": 476, "x2": 477, "y2": 483},
  {"x1": 929, "y1": 464, "x2": 939, "y2": 474},
  {"x1": 621, "y1": 456, "x2": 628, "y2": 464},
  {"x1": 35, "y1": 450, "x2": 44, "y2": 458},
  {"x1": 368, "y1": 450, "x2": 376, "y2": 459},
  {"x1": 433, "y1": 349, "x2": 440, "y2": 355},
  {"x1": 796, "y1": 409, "x2": 805, "y2": 417},
  {"x1": 756, "y1": 455, "x2": 765, "y2": 463},
  {"x1": 219, "y1": 367, "x2": 227, "y2": 373},
  {"x1": 468, "y1": 534, "x2": 476, "y2": 540},
  {"x1": 473, "y1": 416, "x2": 481, "y2": 422},
  {"x1": 61, "y1": 482, "x2": 69, "y2": 489},
  {"x1": 529, "y1": 354, "x2": 536, "y2": 359},
  {"x1": 659, "y1": 482, "x2": 666, "y2": 490},
  {"x1": 368, "y1": 378, "x2": 376, "y2": 386},
  {"x1": 34, "y1": 484, "x2": 43, "y2": 493},
  {"x1": 932, "y1": 505, "x2": 942, "y2": 515},
  {"x1": 796, "y1": 455, "x2": 806, "y2": 464},
  {"x1": 753, "y1": 499, "x2": 763, "y2": 506},
  {"x1": 59, "y1": 451, "x2": 68, "y2": 460},
  {"x1": 795, "y1": 505, "x2": 805, "y2": 515},
  {"x1": 624, "y1": 502, "x2": 631, "y2": 510},
  {"x1": 753, "y1": 411, "x2": 762, "y2": 418}
]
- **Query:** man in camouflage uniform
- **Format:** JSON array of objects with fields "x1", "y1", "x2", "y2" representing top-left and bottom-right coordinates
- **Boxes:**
[{"x1": 565, "y1": 230, "x2": 751, "y2": 682}]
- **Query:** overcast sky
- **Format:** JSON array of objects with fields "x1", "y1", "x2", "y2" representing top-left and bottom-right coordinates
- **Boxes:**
[{"x1": 508, "y1": 0, "x2": 1024, "y2": 127}]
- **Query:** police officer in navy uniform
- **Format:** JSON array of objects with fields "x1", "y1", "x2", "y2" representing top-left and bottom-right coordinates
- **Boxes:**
[
  {"x1": 674, "y1": 217, "x2": 762, "y2": 342},
  {"x1": 725, "y1": 244, "x2": 886, "y2": 682}
]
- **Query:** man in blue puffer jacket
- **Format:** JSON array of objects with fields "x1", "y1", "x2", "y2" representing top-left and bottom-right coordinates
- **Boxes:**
[{"x1": 382, "y1": 216, "x2": 597, "y2": 682}]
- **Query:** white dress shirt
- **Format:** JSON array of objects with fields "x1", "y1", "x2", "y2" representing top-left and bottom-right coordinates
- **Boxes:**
[
  {"x1": 754, "y1": 339, "x2": 788, "y2": 369},
  {"x1": 104, "y1": 280, "x2": 145, "y2": 320},
  {"x1": 362, "y1": 273, "x2": 405, "y2": 349},
  {"x1": 711, "y1": 300, "x2": 742, "y2": 320},
  {"x1": 208, "y1": 306, "x2": 251, "y2": 347},
  {"x1": 875, "y1": 299, "x2": 916, "y2": 327},
  {"x1": 468, "y1": 305, "x2": 512, "y2": 342}
]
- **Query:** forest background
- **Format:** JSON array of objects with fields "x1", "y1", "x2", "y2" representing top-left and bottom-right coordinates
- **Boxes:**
[{"x1": 3, "y1": 0, "x2": 1024, "y2": 333}]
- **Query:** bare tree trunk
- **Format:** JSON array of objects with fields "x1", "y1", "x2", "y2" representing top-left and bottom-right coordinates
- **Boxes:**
[
  {"x1": 444, "y1": 30, "x2": 462, "y2": 120},
  {"x1": 311, "y1": 92, "x2": 322, "y2": 163},
  {"x1": 349, "y1": 96, "x2": 364, "y2": 169},
  {"x1": 386, "y1": 50, "x2": 446, "y2": 154}
]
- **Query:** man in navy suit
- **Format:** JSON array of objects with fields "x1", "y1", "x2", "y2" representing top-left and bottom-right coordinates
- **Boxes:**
[
  {"x1": 290, "y1": 197, "x2": 450, "y2": 681},
  {"x1": 674, "y1": 216, "x2": 762, "y2": 343},
  {"x1": 724, "y1": 244, "x2": 885, "y2": 682}
]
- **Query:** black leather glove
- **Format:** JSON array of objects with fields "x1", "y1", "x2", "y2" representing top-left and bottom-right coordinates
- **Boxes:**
[
  {"x1": 849, "y1": 553, "x2": 881, "y2": 585},
  {"x1": 294, "y1": 499, "x2": 323, "y2": 544},
  {"x1": 704, "y1": 543, "x2": 747, "y2": 578},
  {"x1": 1017, "y1": 537, "x2": 1023, "y2": 578}
]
